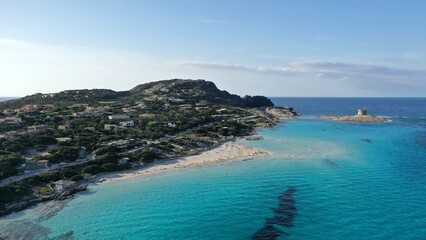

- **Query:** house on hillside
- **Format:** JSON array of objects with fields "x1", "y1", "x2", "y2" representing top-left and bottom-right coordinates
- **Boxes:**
[
  {"x1": 167, "y1": 97, "x2": 185, "y2": 103},
  {"x1": 38, "y1": 160, "x2": 49, "y2": 169},
  {"x1": 167, "y1": 122, "x2": 177, "y2": 128},
  {"x1": 53, "y1": 180, "x2": 76, "y2": 191},
  {"x1": 2, "y1": 109, "x2": 14, "y2": 115},
  {"x1": 118, "y1": 157, "x2": 129, "y2": 165},
  {"x1": 119, "y1": 121, "x2": 135, "y2": 127},
  {"x1": 104, "y1": 124, "x2": 118, "y2": 130},
  {"x1": 69, "y1": 103, "x2": 89, "y2": 109},
  {"x1": 0, "y1": 117, "x2": 22, "y2": 124},
  {"x1": 58, "y1": 125, "x2": 72, "y2": 130},
  {"x1": 108, "y1": 115, "x2": 130, "y2": 120},
  {"x1": 27, "y1": 125, "x2": 54, "y2": 133}
]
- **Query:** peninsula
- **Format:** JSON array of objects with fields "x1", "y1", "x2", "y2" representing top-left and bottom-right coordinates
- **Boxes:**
[
  {"x1": 0, "y1": 79, "x2": 297, "y2": 216},
  {"x1": 320, "y1": 109, "x2": 387, "y2": 122}
]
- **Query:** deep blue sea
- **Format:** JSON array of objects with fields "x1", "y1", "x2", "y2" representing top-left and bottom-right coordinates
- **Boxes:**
[
  {"x1": 1, "y1": 98, "x2": 426, "y2": 240},
  {"x1": 0, "y1": 97, "x2": 17, "y2": 102}
]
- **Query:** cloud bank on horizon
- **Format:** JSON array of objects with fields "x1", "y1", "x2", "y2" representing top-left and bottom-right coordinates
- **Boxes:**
[{"x1": 0, "y1": 0, "x2": 425, "y2": 97}]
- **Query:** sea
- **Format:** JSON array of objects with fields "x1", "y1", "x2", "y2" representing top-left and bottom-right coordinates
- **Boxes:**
[
  {"x1": 1, "y1": 97, "x2": 426, "y2": 240},
  {"x1": 0, "y1": 97, "x2": 17, "y2": 102}
]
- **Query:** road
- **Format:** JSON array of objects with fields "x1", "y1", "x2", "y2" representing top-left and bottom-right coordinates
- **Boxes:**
[
  {"x1": 0, "y1": 158, "x2": 92, "y2": 187},
  {"x1": 125, "y1": 122, "x2": 214, "y2": 154},
  {"x1": 0, "y1": 122, "x2": 214, "y2": 186}
]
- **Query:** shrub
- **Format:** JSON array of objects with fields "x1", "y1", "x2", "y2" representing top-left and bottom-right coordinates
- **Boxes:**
[
  {"x1": 82, "y1": 165, "x2": 104, "y2": 175},
  {"x1": 70, "y1": 174, "x2": 84, "y2": 181},
  {"x1": 34, "y1": 172, "x2": 61, "y2": 183},
  {"x1": 60, "y1": 168, "x2": 79, "y2": 178},
  {"x1": 140, "y1": 148, "x2": 159, "y2": 163},
  {"x1": 101, "y1": 163, "x2": 122, "y2": 172},
  {"x1": 93, "y1": 145, "x2": 118, "y2": 156}
]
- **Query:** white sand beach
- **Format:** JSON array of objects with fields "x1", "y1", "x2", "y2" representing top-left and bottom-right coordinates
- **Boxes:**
[{"x1": 103, "y1": 142, "x2": 271, "y2": 183}]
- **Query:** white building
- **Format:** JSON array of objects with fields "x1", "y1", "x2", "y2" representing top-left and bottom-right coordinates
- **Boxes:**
[
  {"x1": 104, "y1": 124, "x2": 118, "y2": 130},
  {"x1": 108, "y1": 115, "x2": 130, "y2": 120},
  {"x1": 53, "y1": 180, "x2": 76, "y2": 191},
  {"x1": 168, "y1": 97, "x2": 185, "y2": 103},
  {"x1": 27, "y1": 125, "x2": 54, "y2": 133},
  {"x1": 38, "y1": 160, "x2": 49, "y2": 168},
  {"x1": 0, "y1": 117, "x2": 22, "y2": 124},
  {"x1": 357, "y1": 109, "x2": 367, "y2": 116},
  {"x1": 118, "y1": 157, "x2": 129, "y2": 165},
  {"x1": 119, "y1": 120, "x2": 135, "y2": 127},
  {"x1": 167, "y1": 122, "x2": 177, "y2": 128}
]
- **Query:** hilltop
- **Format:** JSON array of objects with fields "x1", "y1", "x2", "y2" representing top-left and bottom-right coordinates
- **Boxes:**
[{"x1": 0, "y1": 79, "x2": 273, "y2": 110}]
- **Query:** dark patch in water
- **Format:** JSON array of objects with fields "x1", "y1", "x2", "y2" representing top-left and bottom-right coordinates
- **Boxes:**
[
  {"x1": 51, "y1": 230, "x2": 74, "y2": 240},
  {"x1": 361, "y1": 138, "x2": 372, "y2": 143},
  {"x1": 252, "y1": 187, "x2": 297, "y2": 240},
  {"x1": 415, "y1": 132, "x2": 426, "y2": 148},
  {"x1": 323, "y1": 158, "x2": 338, "y2": 167}
]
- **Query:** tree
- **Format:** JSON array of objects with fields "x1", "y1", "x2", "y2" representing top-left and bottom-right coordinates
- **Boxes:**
[
  {"x1": 35, "y1": 172, "x2": 61, "y2": 182},
  {"x1": 70, "y1": 174, "x2": 84, "y2": 181},
  {"x1": 48, "y1": 146, "x2": 80, "y2": 163},
  {"x1": 101, "y1": 163, "x2": 122, "y2": 172},
  {"x1": 93, "y1": 145, "x2": 118, "y2": 156},
  {"x1": 140, "y1": 148, "x2": 159, "y2": 163},
  {"x1": 60, "y1": 168, "x2": 79, "y2": 178},
  {"x1": 82, "y1": 165, "x2": 104, "y2": 175}
]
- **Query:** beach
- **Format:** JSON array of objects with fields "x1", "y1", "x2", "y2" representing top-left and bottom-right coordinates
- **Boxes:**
[{"x1": 103, "y1": 141, "x2": 271, "y2": 183}]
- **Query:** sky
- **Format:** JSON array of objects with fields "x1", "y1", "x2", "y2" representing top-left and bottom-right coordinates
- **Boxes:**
[{"x1": 0, "y1": 0, "x2": 425, "y2": 97}]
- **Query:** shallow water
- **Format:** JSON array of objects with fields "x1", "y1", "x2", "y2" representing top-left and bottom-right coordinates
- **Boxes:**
[
  {"x1": 2, "y1": 97, "x2": 426, "y2": 239},
  {"x1": 1, "y1": 117, "x2": 426, "y2": 239}
]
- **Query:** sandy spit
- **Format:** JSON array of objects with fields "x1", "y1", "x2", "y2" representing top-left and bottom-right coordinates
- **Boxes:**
[{"x1": 102, "y1": 141, "x2": 271, "y2": 184}]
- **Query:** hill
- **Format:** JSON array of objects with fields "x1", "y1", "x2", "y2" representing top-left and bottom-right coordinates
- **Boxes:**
[{"x1": 0, "y1": 79, "x2": 273, "y2": 110}]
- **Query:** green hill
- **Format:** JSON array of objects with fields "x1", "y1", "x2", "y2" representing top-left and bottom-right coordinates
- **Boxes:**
[{"x1": 0, "y1": 79, "x2": 273, "y2": 110}]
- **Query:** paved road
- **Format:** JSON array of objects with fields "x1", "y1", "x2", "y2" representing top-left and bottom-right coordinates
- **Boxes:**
[
  {"x1": 0, "y1": 158, "x2": 91, "y2": 187},
  {"x1": 0, "y1": 122, "x2": 214, "y2": 186},
  {"x1": 125, "y1": 122, "x2": 214, "y2": 154}
]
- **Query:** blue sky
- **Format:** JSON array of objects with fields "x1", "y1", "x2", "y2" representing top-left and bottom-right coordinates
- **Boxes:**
[{"x1": 0, "y1": 0, "x2": 425, "y2": 97}]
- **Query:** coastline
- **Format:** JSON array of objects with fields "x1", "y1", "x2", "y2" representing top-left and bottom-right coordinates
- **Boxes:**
[
  {"x1": 100, "y1": 141, "x2": 271, "y2": 184},
  {"x1": 319, "y1": 115, "x2": 388, "y2": 122},
  {"x1": 0, "y1": 140, "x2": 271, "y2": 222}
]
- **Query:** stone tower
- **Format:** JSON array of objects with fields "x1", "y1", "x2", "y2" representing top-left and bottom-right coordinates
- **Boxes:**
[{"x1": 357, "y1": 109, "x2": 367, "y2": 116}]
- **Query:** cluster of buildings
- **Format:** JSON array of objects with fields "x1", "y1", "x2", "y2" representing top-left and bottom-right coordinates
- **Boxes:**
[
  {"x1": 0, "y1": 117, "x2": 22, "y2": 124},
  {"x1": 104, "y1": 115, "x2": 134, "y2": 130},
  {"x1": 3, "y1": 104, "x2": 54, "y2": 114},
  {"x1": 27, "y1": 125, "x2": 54, "y2": 133},
  {"x1": 71, "y1": 106, "x2": 112, "y2": 118}
]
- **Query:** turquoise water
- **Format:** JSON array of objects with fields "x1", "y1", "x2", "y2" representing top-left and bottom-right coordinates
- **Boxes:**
[{"x1": 2, "y1": 118, "x2": 426, "y2": 239}]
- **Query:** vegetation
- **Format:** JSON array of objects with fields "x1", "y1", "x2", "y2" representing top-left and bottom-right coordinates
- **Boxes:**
[
  {"x1": 0, "y1": 79, "x2": 297, "y2": 211},
  {"x1": 0, "y1": 154, "x2": 25, "y2": 180},
  {"x1": 48, "y1": 146, "x2": 80, "y2": 163},
  {"x1": 140, "y1": 148, "x2": 160, "y2": 163},
  {"x1": 0, "y1": 183, "x2": 30, "y2": 208},
  {"x1": 35, "y1": 172, "x2": 60, "y2": 183},
  {"x1": 82, "y1": 165, "x2": 104, "y2": 175}
]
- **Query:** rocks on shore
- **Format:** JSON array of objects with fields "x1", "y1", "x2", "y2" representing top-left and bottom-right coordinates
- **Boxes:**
[{"x1": 0, "y1": 184, "x2": 87, "y2": 217}]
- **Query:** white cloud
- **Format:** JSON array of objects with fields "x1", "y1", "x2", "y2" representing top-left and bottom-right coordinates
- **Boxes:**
[
  {"x1": 1, "y1": 38, "x2": 425, "y2": 97},
  {"x1": 180, "y1": 61, "x2": 304, "y2": 74},
  {"x1": 180, "y1": 60, "x2": 426, "y2": 96},
  {"x1": 182, "y1": 60, "x2": 426, "y2": 85}
]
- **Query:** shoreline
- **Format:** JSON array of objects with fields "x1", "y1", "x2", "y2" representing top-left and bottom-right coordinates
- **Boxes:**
[
  {"x1": 0, "y1": 140, "x2": 271, "y2": 221},
  {"x1": 319, "y1": 115, "x2": 388, "y2": 122},
  {"x1": 99, "y1": 141, "x2": 271, "y2": 184}
]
